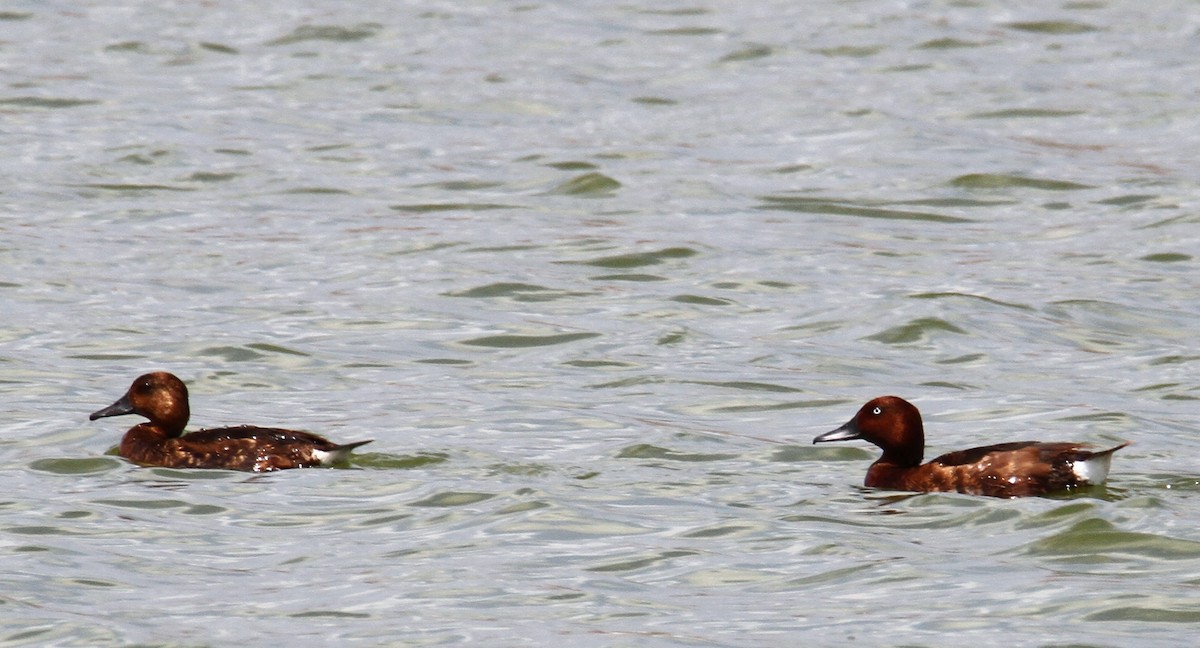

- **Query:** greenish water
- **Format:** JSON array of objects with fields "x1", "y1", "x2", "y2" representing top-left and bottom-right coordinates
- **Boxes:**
[{"x1": 3, "y1": 1, "x2": 1199, "y2": 646}]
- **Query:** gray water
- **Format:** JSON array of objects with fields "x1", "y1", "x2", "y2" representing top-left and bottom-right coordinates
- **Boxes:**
[{"x1": 4, "y1": 1, "x2": 1200, "y2": 646}]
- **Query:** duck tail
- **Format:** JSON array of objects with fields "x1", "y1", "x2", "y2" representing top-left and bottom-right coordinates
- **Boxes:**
[
  {"x1": 1094, "y1": 440, "x2": 1131, "y2": 458},
  {"x1": 1072, "y1": 441, "x2": 1130, "y2": 485},
  {"x1": 320, "y1": 439, "x2": 373, "y2": 465}
]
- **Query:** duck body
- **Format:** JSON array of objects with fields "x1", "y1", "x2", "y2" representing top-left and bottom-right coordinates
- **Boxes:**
[
  {"x1": 90, "y1": 372, "x2": 372, "y2": 472},
  {"x1": 813, "y1": 396, "x2": 1128, "y2": 498},
  {"x1": 117, "y1": 423, "x2": 372, "y2": 472}
]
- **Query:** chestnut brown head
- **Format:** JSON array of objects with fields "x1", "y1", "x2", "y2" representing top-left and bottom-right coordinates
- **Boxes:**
[
  {"x1": 90, "y1": 372, "x2": 191, "y2": 437},
  {"x1": 813, "y1": 396, "x2": 925, "y2": 467}
]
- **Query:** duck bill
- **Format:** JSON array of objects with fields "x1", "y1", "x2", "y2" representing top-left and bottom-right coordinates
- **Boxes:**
[
  {"x1": 89, "y1": 394, "x2": 134, "y2": 421},
  {"x1": 813, "y1": 419, "x2": 862, "y2": 444}
]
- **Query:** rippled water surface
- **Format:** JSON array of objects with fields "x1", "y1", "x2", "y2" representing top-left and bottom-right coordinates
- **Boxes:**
[{"x1": 4, "y1": 1, "x2": 1200, "y2": 646}]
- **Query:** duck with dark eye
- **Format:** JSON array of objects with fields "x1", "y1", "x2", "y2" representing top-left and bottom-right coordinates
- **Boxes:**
[
  {"x1": 813, "y1": 396, "x2": 1129, "y2": 498},
  {"x1": 89, "y1": 372, "x2": 372, "y2": 472}
]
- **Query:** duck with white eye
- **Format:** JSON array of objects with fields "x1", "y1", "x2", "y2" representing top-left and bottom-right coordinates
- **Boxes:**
[{"x1": 813, "y1": 396, "x2": 1128, "y2": 498}]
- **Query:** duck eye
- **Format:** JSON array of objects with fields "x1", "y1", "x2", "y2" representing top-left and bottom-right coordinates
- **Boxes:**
[{"x1": 872, "y1": 406, "x2": 882, "y2": 415}]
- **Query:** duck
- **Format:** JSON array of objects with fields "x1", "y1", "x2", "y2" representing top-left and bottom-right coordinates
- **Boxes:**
[
  {"x1": 89, "y1": 372, "x2": 372, "y2": 472},
  {"x1": 812, "y1": 396, "x2": 1129, "y2": 498}
]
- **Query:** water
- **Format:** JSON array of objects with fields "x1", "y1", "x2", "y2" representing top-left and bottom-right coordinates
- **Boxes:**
[{"x1": 3, "y1": 1, "x2": 1200, "y2": 645}]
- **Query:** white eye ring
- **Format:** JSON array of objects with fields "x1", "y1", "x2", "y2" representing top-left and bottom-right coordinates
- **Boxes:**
[{"x1": 872, "y1": 407, "x2": 882, "y2": 415}]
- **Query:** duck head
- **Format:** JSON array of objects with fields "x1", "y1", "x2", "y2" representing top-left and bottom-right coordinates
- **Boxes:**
[
  {"x1": 813, "y1": 395, "x2": 925, "y2": 467},
  {"x1": 90, "y1": 372, "x2": 191, "y2": 437}
]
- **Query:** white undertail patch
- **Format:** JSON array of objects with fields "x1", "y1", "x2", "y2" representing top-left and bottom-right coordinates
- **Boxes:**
[
  {"x1": 1071, "y1": 453, "x2": 1115, "y2": 485},
  {"x1": 311, "y1": 448, "x2": 340, "y2": 466}
]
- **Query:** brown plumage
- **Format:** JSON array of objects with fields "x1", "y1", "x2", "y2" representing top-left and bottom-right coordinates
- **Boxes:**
[
  {"x1": 813, "y1": 396, "x2": 1129, "y2": 498},
  {"x1": 89, "y1": 372, "x2": 372, "y2": 472}
]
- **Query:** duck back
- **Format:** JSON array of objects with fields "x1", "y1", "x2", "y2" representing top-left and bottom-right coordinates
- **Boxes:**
[
  {"x1": 121, "y1": 424, "x2": 372, "y2": 472},
  {"x1": 868, "y1": 441, "x2": 1129, "y2": 498}
]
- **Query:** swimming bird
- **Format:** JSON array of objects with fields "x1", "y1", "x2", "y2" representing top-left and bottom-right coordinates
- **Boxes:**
[
  {"x1": 89, "y1": 372, "x2": 372, "y2": 471},
  {"x1": 813, "y1": 396, "x2": 1128, "y2": 498}
]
